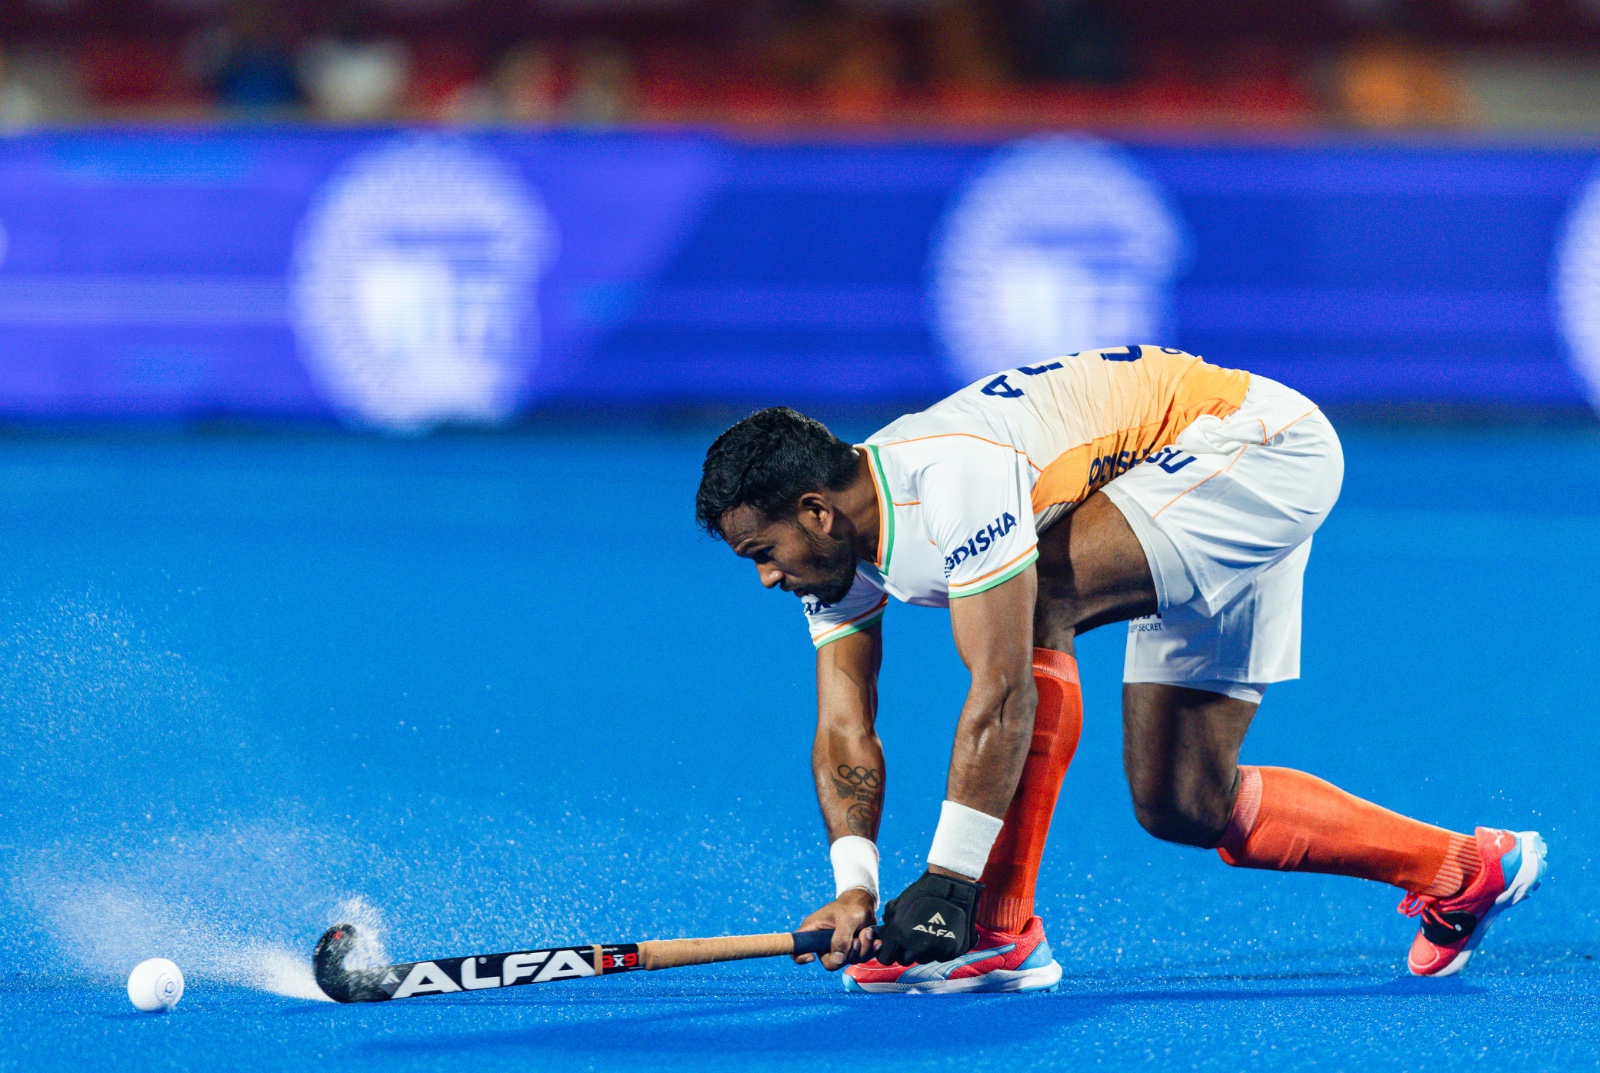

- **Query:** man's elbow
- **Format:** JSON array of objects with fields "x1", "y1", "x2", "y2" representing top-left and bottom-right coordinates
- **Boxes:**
[
  {"x1": 1007, "y1": 677, "x2": 1039, "y2": 733},
  {"x1": 970, "y1": 672, "x2": 1038, "y2": 735}
]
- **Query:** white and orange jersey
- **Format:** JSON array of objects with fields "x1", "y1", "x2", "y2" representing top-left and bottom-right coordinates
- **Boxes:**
[{"x1": 803, "y1": 345, "x2": 1251, "y2": 648}]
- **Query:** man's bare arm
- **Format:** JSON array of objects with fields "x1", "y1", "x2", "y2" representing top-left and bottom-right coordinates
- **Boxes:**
[
  {"x1": 868, "y1": 567, "x2": 1038, "y2": 967},
  {"x1": 937, "y1": 566, "x2": 1039, "y2": 870},
  {"x1": 794, "y1": 622, "x2": 884, "y2": 969},
  {"x1": 813, "y1": 623, "x2": 885, "y2": 841}
]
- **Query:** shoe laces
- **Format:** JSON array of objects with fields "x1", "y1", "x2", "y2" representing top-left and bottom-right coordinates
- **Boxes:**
[{"x1": 1396, "y1": 891, "x2": 1446, "y2": 926}]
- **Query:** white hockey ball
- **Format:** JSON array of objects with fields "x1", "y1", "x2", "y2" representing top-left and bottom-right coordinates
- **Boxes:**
[{"x1": 127, "y1": 957, "x2": 184, "y2": 1012}]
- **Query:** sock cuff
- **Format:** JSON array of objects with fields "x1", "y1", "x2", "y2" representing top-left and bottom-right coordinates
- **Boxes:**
[
  {"x1": 1032, "y1": 647, "x2": 1079, "y2": 685},
  {"x1": 1219, "y1": 765, "x2": 1263, "y2": 848},
  {"x1": 1420, "y1": 832, "x2": 1481, "y2": 898},
  {"x1": 976, "y1": 890, "x2": 1031, "y2": 935}
]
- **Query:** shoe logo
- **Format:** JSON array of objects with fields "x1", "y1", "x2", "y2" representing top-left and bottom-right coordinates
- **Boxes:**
[
  {"x1": 927, "y1": 913, "x2": 946, "y2": 925},
  {"x1": 899, "y1": 942, "x2": 1018, "y2": 984}
]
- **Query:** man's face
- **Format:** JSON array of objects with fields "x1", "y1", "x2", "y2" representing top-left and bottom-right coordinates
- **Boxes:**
[{"x1": 721, "y1": 504, "x2": 859, "y2": 606}]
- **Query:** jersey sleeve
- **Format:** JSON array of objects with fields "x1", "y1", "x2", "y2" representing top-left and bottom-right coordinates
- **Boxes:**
[
  {"x1": 802, "y1": 567, "x2": 888, "y2": 648},
  {"x1": 917, "y1": 442, "x2": 1040, "y2": 598}
]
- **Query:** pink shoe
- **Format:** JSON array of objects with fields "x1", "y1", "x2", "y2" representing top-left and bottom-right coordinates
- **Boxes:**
[
  {"x1": 1399, "y1": 827, "x2": 1547, "y2": 977},
  {"x1": 843, "y1": 915, "x2": 1061, "y2": 994}
]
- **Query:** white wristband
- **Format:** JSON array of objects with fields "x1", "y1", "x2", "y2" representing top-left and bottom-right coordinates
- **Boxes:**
[
  {"x1": 830, "y1": 835, "x2": 879, "y2": 905},
  {"x1": 927, "y1": 800, "x2": 1004, "y2": 880}
]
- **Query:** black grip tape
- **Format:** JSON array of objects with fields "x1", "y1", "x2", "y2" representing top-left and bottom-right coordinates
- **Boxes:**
[{"x1": 790, "y1": 930, "x2": 835, "y2": 957}]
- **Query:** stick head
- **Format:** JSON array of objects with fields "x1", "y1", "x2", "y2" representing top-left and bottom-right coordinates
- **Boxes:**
[{"x1": 314, "y1": 924, "x2": 359, "y2": 1003}]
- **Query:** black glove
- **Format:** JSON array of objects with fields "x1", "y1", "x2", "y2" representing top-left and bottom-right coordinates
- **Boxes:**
[{"x1": 875, "y1": 870, "x2": 982, "y2": 966}]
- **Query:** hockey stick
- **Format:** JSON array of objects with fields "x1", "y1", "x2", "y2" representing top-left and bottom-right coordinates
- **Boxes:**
[{"x1": 313, "y1": 923, "x2": 838, "y2": 1003}]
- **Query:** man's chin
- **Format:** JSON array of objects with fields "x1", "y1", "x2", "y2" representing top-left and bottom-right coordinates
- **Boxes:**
[{"x1": 804, "y1": 576, "x2": 857, "y2": 606}]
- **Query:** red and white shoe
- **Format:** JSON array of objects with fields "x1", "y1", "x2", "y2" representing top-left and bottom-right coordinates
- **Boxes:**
[
  {"x1": 843, "y1": 916, "x2": 1062, "y2": 994},
  {"x1": 1399, "y1": 827, "x2": 1547, "y2": 977}
]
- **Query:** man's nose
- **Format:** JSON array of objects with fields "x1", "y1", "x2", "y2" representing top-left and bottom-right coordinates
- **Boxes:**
[{"x1": 757, "y1": 562, "x2": 784, "y2": 589}]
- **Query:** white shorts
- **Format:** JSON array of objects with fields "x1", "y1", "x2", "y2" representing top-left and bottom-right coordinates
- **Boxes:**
[{"x1": 1100, "y1": 375, "x2": 1344, "y2": 702}]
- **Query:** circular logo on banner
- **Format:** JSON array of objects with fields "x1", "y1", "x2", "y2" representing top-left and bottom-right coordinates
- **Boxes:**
[
  {"x1": 1555, "y1": 168, "x2": 1600, "y2": 413},
  {"x1": 932, "y1": 136, "x2": 1187, "y2": 384},
  {"x1": 291, "y1": 138, "x2": 556, "y2": 431}
]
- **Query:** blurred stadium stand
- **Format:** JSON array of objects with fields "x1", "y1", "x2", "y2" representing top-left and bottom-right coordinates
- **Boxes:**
[
  {"x1": 0, "y1": 2, "x2": 1597, "y2": 430},
  {"x1": 0, "y1": 0, "x2": 1595, "y2": 133}
]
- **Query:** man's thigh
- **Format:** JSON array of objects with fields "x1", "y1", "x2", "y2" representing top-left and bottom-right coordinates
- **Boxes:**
[{"x1": 1033, "y1": 492, "x2": 1158, "y2": 652}]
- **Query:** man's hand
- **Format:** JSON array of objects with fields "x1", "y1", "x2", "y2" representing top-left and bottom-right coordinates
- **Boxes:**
[
  {"x1": 792, "y1": 888, "x2": 878, "y2": 970},
  {"x1": 875, "y1": 870, "x2": 982, "y2": 966}
]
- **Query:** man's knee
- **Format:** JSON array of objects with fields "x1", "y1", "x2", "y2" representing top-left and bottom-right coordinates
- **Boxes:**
[
  {"x1": 1129, "y1": 777, "x2": 1234, "y2": 848},
  {"x1": 1122, "y1": 682, "x2": 1257, "y2": 849}
]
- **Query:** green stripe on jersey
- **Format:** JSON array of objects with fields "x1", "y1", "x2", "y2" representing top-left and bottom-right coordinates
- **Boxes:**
[
  {"x1": 865, "y1": 445, "x2": 895, "y2": 575},
  {"x1": 813, "y1": 606, "x2": 886, "y2": 649},
  {"x1": 948, "y1": 548, "x2": 1039, "y2": 599}
]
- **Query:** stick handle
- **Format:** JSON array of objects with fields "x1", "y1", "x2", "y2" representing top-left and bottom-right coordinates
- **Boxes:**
[{"x1": 638, "y1": 930, "x2": 834, "y2": 970}]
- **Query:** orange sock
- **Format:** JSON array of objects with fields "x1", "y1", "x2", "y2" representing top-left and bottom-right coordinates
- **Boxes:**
[
  {"x1": 1217, "y1": 766, "x2": 1479, "y2": 897},
  {"x1": 976, "y1": 648, "x2": 1083, "y2": 932}
]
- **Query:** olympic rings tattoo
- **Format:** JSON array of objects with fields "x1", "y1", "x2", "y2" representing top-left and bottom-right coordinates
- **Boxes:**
[{"x1": 835, "y1": 765, "x2": 881, "y2": 790}]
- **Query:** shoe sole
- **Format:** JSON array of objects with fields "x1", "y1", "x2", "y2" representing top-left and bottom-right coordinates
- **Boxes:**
[
  {"x1": 1415, "y1": 830, "x2": 1548, "y2": 978},
  {"x1": 843, "y1": 960, "x2": 1063, "y2": 994}
]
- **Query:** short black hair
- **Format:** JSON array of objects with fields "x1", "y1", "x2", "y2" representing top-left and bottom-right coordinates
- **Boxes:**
[{"x1": 695, "y1": 407, "x2": 860, "y2": 539}]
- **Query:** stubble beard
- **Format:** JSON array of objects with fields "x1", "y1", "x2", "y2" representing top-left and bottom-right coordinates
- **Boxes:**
[{"x1": 801, "y1": 527, "x2": 859, "y2": 606}]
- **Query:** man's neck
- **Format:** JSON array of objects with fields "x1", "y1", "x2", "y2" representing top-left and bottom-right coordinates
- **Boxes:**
[{"x1": 840, "y1": 447, "x2": 882, "y2": 565}]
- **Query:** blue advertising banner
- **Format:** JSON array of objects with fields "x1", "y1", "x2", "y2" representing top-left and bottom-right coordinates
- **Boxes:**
[{"x1": 0, "y1": 129, "x2": 1596, "y2": 427}]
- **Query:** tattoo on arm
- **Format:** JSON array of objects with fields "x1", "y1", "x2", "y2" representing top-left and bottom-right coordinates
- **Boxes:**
[
  {"x1": 831, "y1": 765, "x2": 882, "y2": 838},
  {"x1": 831, "y1": 765, "x2": 881, "y2": 803}
]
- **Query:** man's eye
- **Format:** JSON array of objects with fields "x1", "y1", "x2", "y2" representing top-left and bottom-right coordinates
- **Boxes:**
[{"x1": 752, "y1": 549, "x2": 771, "y2": 564}]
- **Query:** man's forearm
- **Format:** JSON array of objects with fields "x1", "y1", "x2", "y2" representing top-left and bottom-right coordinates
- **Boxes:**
[
  {"x1": 814, "y1": 729, "x2": 885, "y2": 841},
  {"x1": 813, "y1": 626, "x2": 884, "y2": 843},
  {"x1": 942, "y1": 567, "x2": 1040, "y2": 825},
  {"x1": 945, "y1": 676, "x2": 1036, "y2": 820}
]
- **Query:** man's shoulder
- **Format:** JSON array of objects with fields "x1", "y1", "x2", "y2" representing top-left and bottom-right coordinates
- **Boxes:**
[
  {"x1": 863, "y1": 394, "x2": 1004, "y2": 452},
  {"x1": 863, "y1": 408, "x2": 937, "y2": 447}
]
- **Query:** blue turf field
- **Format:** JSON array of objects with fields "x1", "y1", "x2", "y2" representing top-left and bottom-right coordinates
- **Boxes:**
[{"x1": 0, "y1": 421, "x2": 1595, "y2": 1071}]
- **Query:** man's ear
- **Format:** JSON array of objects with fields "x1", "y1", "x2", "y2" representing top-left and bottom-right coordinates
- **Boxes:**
[{"x1": 794, "y1": 491, "x2": 833, "y2": 535}]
